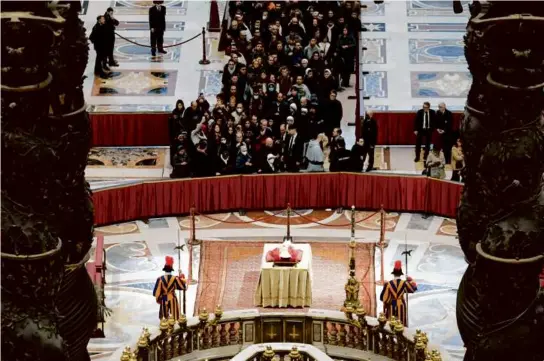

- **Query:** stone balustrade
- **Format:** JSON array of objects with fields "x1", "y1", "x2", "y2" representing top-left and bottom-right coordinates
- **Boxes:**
[
  {"x1": 233, "y1": 343, "x2": 332, "y2": 361},
  {"x1": 118, "y1": 309, "x2": 448, "y2": 361}
]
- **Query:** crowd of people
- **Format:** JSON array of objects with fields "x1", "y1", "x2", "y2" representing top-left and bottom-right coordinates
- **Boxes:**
[
  {"x1": 414, "y1": 101, "x2": 464, "y2": 182},
  {"x1": 165, "y1": 1, "x2": 463, "y2": 182},
  {"x1": 90, "y1": 8, "x2": 120, "y2": 78},
  {"x1": 168, "y1": 1, "x2": 366, "y2": 178}
]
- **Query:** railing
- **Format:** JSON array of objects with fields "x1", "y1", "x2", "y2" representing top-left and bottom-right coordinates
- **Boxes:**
[
  {"x1": 233, "y1": 343, "x2": 333, "y2": 361},
  {"x1": 118, "y1": 309, "x2": 445, "y2": 361}
]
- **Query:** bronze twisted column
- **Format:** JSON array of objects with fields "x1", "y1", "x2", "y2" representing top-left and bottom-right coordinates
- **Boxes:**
[
  {"x1": 1, "y1": 1, "x2": 96, "y2": 360},
  {"x1": 456, "y1": 2, "x2": 544, "y2": 360}
]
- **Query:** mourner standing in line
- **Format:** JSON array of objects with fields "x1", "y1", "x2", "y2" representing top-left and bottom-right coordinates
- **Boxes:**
[
  {"x1": 413, "y1": 102, "x2": 435, "y2": 162},
  {"x1": 89, "y1": 15, "x2": 111, "y2": 78},
  {"x1": 435, "y1": 102, "x2": 454, "y2": 164},
  {"x1": 104, "y1": 7, "x2": 119, "y2": 67},
  {"x1": 149, "y1": 1, "x2": 167, "y2": 56},
  {"x1": 361, "y1": 110, "x2": 378, "y2": 172}
]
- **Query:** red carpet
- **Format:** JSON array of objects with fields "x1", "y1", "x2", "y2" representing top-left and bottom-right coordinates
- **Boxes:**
[{"x1": 195, "y1": 241, "x2": 376, "y2": 316}]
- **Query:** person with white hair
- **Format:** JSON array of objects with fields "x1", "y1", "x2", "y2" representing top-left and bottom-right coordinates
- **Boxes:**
[
  {"x1": 435, "y1": 102, "x2": 454, "y2": 164},
  {"x1": 288, "y1": 103, "x2": 298, "y2": 117},
  {"x1": 262, "y1": 153, "x2": 279, "y2": 173},
  {"x1": 235, "y1": 144, "x2": 254, "y2": 174}
]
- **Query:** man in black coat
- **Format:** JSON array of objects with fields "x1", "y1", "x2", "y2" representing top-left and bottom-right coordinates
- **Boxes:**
[
  {"x1": 322, "y1": 90, "x2": 343, "y2": 138},
  {"x1": 89, "y1": 15, "x2": 110, "y2": 78},
  {"x1": 413, "y1": 101, "x2": 435, "y2": 162},
  {"x1": 283, "y1": 125, "x2": 304, "y2": 172},
  {"x1": 104, "y1": 7, "x2": 119, "y2": 67},
  {"x1": 361, "y1": 110, "x2": 378, "y2": 172},
  {"x1": 435, "y1": 102, "x2": 454, "y2": 164},
  {"x1": 182, "y1": 101, "x2": 201, "y2": 132},
  {"x1": 149, "y1": 1, "x2": 167, "y2": 56},
  {"x1": 192, "y1": 141, "x2": 214, "y2": 177},
  {"x1": 329, "y1": 137, "x2": 352, "y2": 172}
]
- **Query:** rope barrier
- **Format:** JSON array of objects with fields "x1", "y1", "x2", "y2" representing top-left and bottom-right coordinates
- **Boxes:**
[
  {"x1": 290, "y1": 209, "x2": 379, "y2": 227},
  {"x1": 114, "y1": 30, "x2": 202, "y2": 49},
  {"x1": 195, "y1": 209, "x2": 286, "y2": 224},
  {"x1": 195, "y1": 208, "x2": 381, "y2": 227}
]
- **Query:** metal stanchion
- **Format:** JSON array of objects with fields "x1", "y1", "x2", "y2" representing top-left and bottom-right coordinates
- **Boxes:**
[
  {"x1": 376, "y1": 206, "x2": 386, "y2": 286},
  {"x1": 199, "y1": 27, "x2": 211, "y2": 65},
  {"x1": 187, "y1": 207, "x2": 198, "y2": 285}
]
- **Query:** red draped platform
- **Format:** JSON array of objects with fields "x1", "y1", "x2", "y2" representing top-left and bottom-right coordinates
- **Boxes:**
[
  {"x1": 91, "y1": 173, "x2": 462, "y2": 226},
  {"x1": 89, "y1": 111, "x2": 464, "y2": 147},
  {"x1": 90, "y1": 113, "x2": 170, "y2": 146},
  {"x1": 370, "y1": 111, "x2": 464, "y2": 145}
]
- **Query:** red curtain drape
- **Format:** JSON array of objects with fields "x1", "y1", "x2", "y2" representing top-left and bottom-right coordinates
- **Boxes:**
[
  {"x1": 90, "y1": 113, "x2": 170, "y2": 146},
  {"x1": 92, "y1": 174, "x2": 462, "y2": 226},
  {"x1": 369, "y1": 111, "x2": 464, "y2": 145},
  {"x1": 89, "y1": 112, "x2": 463, "y2": 147}
]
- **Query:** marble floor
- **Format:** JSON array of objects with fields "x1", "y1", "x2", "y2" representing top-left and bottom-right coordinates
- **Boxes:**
[
  {"x1": 90, "y1": 210, "x2": 464, "y2": 361},
  {"x1": 361, "y1": 0, "x2": 469, "y2": 111}
]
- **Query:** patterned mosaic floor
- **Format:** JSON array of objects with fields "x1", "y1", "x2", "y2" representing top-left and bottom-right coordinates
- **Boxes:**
[
  {"x1": 112, "y1": 0, "x2": 187, "y2": 15},
  {"x1": 361, "y1": 0, "x2": 470, "y2": 111},
  {"x1": 90, "y1": 211, "x2": 463, "y2": 360},
  {"x1": 112, "y1": 37, "x2": 183, "y2": 63},
  {"x1": 82, "y1": 0, "x2": 217, "y2": 110},
  {"x1": 92, "y1": 70, "x2": 178, "y2": 96}
]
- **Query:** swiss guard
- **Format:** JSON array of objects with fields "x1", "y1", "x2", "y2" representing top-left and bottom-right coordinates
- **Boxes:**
[
  {"x1": 379, "y1": 260, "x2": 417, "y2": 326},
  {"x1": 153, "y1": 256, "x2": 187, "y2": 320}
]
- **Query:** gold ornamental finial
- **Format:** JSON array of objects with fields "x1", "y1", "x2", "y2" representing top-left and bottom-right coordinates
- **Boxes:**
[
  {"x1": 129, "y1": 352, "x2": 138, "y2": 361},
  {"x1": 178, "y1": 313, "x2": 187, "y2": 328},
  {"x1": 389, "y1": 315, "x2": 397, "y2": 330},
  {"x1": 215, "y1": 305, "x2": 223, "y2": 319},
  {"x1": 421, "y1": 331, "x2": 429, "y2": 345},
  {"x1": 355, "y1": 306, "x2": 366, "y2": 318},
  {"x1": 431, "y1": 350, "x2": 442, "y2": 361},
  {"x1": 425, "y1": 351, "x2": 433, "y2": 361},
  {"x1": 159, "y1": 317, "x2": 168, "y2": 332},
  {"x1": 414, "y1": 332, "x2": 426, "y2": 351},
  {"x1": 394, "y1": 320, "x2": 404, "y2": 333},
  {"x1": 262, "y1": 345, "x2": 275, "y2": 360},
  {"x1": 138, "y1": 329, "x2": 149, "y2": 348},
  {"x1": 199, "y1": 308, "x2": 210, "y2": 322},
  {"x1": 143, "y1": 327, "x2": 151, "y2": 341},
  {"x1": 121, "y1": 346, "x2": 131, "y2": 361},
  {"x1": 415, "y1": 337, "x2": 426, "y2": 351},
  {"x1": 378, "y1": 312, "x2": 387, "y2": 324},
  {"x1": 289, "y1": 345, "x2": 302, "y2": 361},
  {"x1": 167, "y1": 314, "x2": 176, "y2": 330}
]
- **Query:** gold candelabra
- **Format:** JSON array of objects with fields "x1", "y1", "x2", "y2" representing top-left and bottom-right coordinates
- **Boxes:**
[{"x1": 343, "y1": 206, "x2": 360, "y2": 310}]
